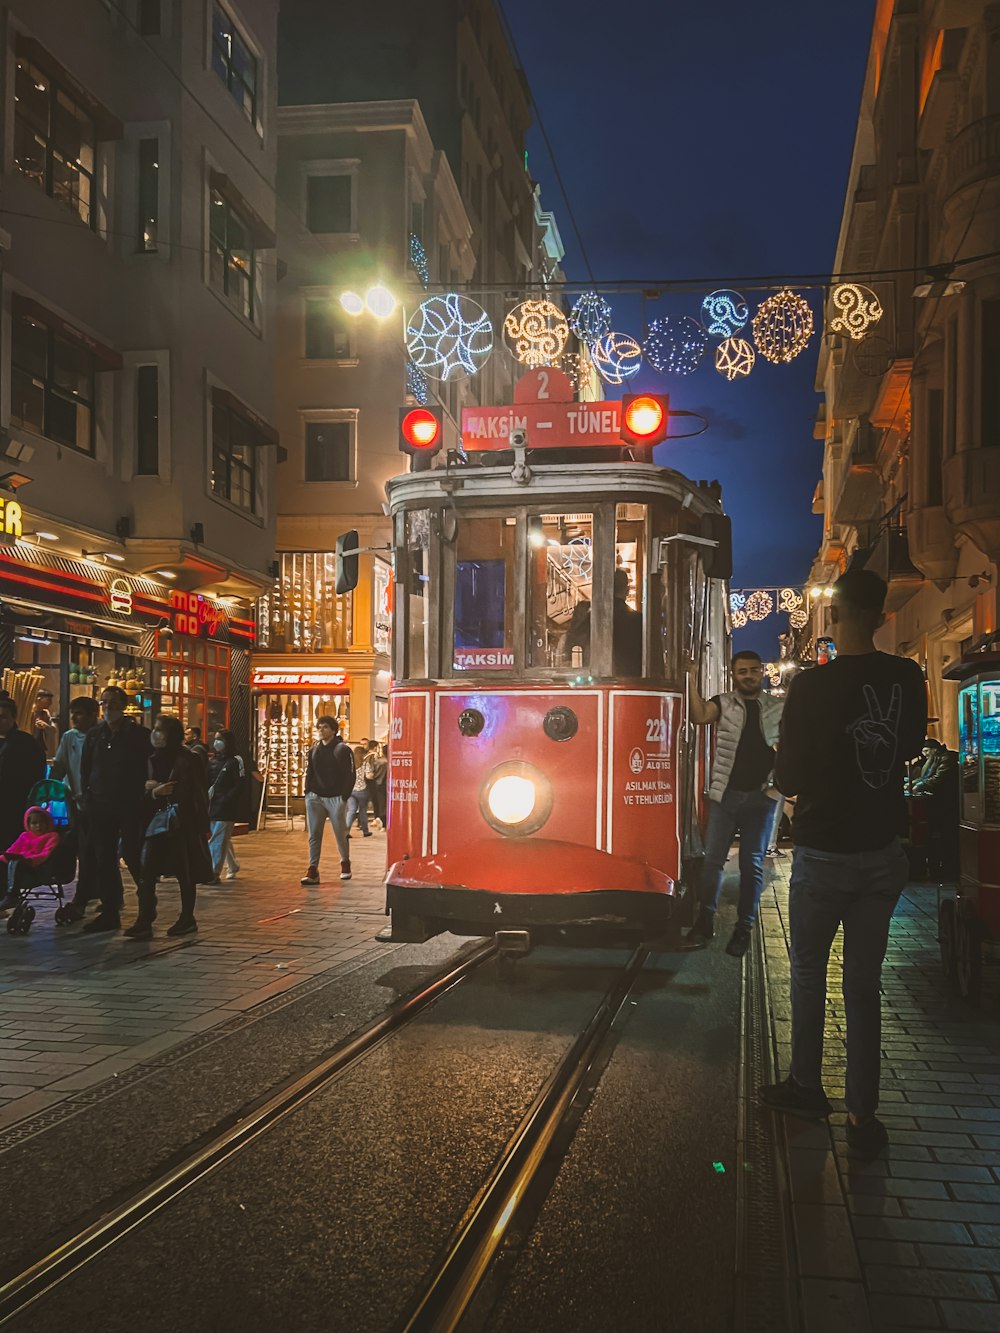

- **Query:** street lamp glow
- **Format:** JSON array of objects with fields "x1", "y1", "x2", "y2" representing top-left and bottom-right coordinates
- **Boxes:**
[
  {"x1": 809, "y1": 586, "x2": 823, "y2": 598},
  {"x1": 824, "y1": 586, "x2": 834, "y2": 597},
  {"x1": 365, "y1": 285, "x2": 397, "y2": 319},
  {"x1": 340, "y1": 290, "x2": 365, "y2": 316}
]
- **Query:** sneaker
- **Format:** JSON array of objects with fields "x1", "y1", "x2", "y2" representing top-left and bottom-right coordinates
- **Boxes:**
[
  {"x1": 845, "y1": 1116, "x2": 889, "y2": 1161},
  {"x1": 300, "y1": 866, "x2": 320, "y2": 886},
  {"x1": 81, "y1": 911, "x2": 121, "y2": 934},
  {"x1": 726, "y1": 924, "x2": 753, "y2": 958},
  {"x1": 166, "y1": 917, "x2": 198, "y2": 937},
  {"x1": 759, "y1": 1076, "x2": 832, "y2": 1121},
  {"x1": 340, "y1": 860, "x2": 352, "y2": 881},
  {"x1": 688, "y1": 905, "x2": 715, "y2": 944}
]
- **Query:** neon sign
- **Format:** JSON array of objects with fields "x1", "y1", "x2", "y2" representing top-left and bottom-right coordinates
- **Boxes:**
[
  {"x1": 169, "y1": 590, "x2": 227, "y2": 638},
  {"x1": 251, "y1": 669, "x2": 350, "y2": 691},
  {"x1": 109, "y1": 578, "x2": 133, "y2": 615},
  {"x1": 0, "y1": 499, "x2": 23, "y2": 539}
]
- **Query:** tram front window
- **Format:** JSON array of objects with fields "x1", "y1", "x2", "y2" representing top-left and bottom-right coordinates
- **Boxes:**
[
  {"x1": 406, "y1": 510, "x2": 431, "y2": 678},
  {"x1": 454, "y1": 516, "x2": 516, "y2": 670},
  {"x1": 615, "y1": 503, "x2": 646, "y2": 678},
  {"x1": 528, "y1": 513, "x2": 593, "y2": 670}
]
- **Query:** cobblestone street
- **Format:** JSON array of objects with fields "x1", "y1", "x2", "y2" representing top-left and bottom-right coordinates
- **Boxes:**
[{"x1": 762, "y1": 856, "x2": 1000, "y2": 1333}]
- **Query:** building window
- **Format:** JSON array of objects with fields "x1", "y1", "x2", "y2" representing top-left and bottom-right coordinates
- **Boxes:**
[
  {"x1": 982, "y1": 301, "x2": 1000, "y2": 447},
  {"x1": 211, "y1": 4, "x2": 258, "y2": 126},
  {"x1": 138, "y1": 0, "x2": 161, "y2": 34},
  {"x1": 306, "y1": 174, "x2": 353, "y2": 233},
  {"x1": 212, "y1": 400, "x2": 258, "y2": 512},
  {"x1": 927, "y1": 387, "x2": 944, "y2": 506},
  {"x1": 10, "y1": 310, "x2": 96, "y2": 453},
  {"x1": 138, "y1": 138, "x2": 159, "y2": 251},
  {"x1": 13, "y1": 56, "x2": 96, "y2": 228},
  {"x1": 209, "y1": 188, "x2": 256, "y2": 321},
  {"x1": 304, "y1": 299, "x2": 350, "y2": 359},
  {"x1": 136, "y1": 365, "x2": 159, "y2": 474},
  {"x1": 305, "y1": 421, "x2": 351, "y2": 481}
]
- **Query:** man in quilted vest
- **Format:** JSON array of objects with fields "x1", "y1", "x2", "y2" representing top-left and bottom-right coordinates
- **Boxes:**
[{"x1": 686, "y1": 650, "x2": 784, "y2": 956}]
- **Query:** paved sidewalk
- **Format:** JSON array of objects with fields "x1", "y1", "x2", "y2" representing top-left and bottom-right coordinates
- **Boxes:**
[
  {"x1": 0, "y1": 820, "x2": 390, "y2": 1136},
  {"x1": 761, "y1": 854, "x2": 1000, "y2": 1333}
]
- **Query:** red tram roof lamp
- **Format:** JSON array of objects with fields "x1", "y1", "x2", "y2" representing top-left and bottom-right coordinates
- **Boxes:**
[
  {"x1": 401, "y1": 408, "x2": 441, "y2": 450},
  {"x1": 624, "y1": 396, "x2": 665, "y2": 438}
]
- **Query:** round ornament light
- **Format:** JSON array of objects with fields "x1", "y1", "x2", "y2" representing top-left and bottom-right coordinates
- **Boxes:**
[
  {"x1": 752, "y1": 289, "x2": 814, "y2": 365},
  {"x1": 568, "y1": 291, "x2": 612, "y2": 345},
  {"x1": 828, "y1": 283, "x2": 883, "y2": 341},
  {"x1": 778, "y1": 587, "x2": 803, "y2": 612},
  {"x1": 789, "y1": 607, "x2": 808, "y2": 629},
  {"x1": 644, "y1": 316, "x2": 708, "y2": 376},
  {"x1": 732, "y1": 607, "x2": 749, "y2": 629},
  {"x1": 406, "y1": 293, "x2": 494, "y2": 381},
  {"x1": 715, "y1": 336, "x2": 756, "y2": 381},
  {"x1": 503, "y1": 299, "x2": 570, "y2": 368},
  {"x1": 745, "y1": 589, "x2": 774, "y2": 622},
  {"x1": 853, "y1": 334, "x2": 893, "y2": 379},
  {"x1": 702, "y1": 290, "x2": 749, "y2": 339},
  {"x1": 591, "y1": 331, "x2": 642, "y2": 385},
  {"x1": 730, "y1": 591, "x2": 747, "y2": 614}
]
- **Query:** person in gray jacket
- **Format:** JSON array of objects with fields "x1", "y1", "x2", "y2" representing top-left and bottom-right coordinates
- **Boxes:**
[{"x1": 686, "y1": 650, "x2": 784, "y2": 956}]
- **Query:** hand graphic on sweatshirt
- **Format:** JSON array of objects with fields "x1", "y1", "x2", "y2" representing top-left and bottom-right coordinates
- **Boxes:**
[{"x1": 847, "y1": 683, "x2": 902, "y2": 789}]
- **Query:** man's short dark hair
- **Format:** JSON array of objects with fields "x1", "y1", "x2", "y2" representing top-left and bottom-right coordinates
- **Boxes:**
[
  {"x1": 187, "y1": 725, "x2": 201, "y2": 739},
  {"x1": 831, "y1": 569, "x2": 887, "y2": 620},
  {"x1": 732, "y1": 649, "x2": 762, "y2": 666},
  {"x1": 316, "y1": 715, "x2": 339, "y2": 731},
  {"x1": 101, "y1": 685, "x2": 128, "y2": 706},
  {"x1": 0, "y1": 697, "x2": 17, "y2": 720},
  {"x1": 70, "y1": 696, "x2": 99, "y2": 715}
]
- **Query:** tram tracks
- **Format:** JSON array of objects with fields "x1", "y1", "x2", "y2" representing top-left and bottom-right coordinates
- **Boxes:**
[{"x1": 0, "y1": 941, "x2": 650, "y2": 1331}]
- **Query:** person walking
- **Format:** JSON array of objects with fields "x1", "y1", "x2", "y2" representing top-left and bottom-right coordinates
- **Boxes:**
[
  {"x1": 760, "y1": 569, "x2": 926, "y2": 1161},
  {"x1": 300, "y1": 716, "x2": 355, "y2": 885},
  {"x1": 79, "y1": 686, "x2": 152, "y2": 933},
  {"x1": 33, "y1": 689, "x2": 59, "y2": 761},
  {"x1": 0, "y1": 697, "x2": 46, "y2": 863},
  {"x1": 369, "y1": 743, "x2": 388, "y2": 829},
  {"x1": 347, "y1": 746, "x2": 373, "y2": 838},
  {"x1": 207, "y1": 729, "x2": 244, "y2": 882},
  {"x1": 49, "y1": 696, "x2": 100, "y2": 921},
  {"x1": 687, "y1": 650, "x2": 784, "y2": 956},
  {"x1": 125, "y1": 715, "x2": 212, "y2": 939}
]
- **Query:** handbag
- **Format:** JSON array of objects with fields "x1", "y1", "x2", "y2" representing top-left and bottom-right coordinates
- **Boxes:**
[{"x1": 145, "y1": 803, "x2": 179, "y2": 839}]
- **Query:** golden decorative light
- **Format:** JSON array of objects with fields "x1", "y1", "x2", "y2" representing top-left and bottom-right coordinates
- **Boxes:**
[
  {"x1": 752, "y1": 289, "x2": 814, "y2": 365},
  {"x1": 778, "y1": 587, "x2": 803, "y2": 612},
  {"x1": 714, "y1": 336, "x2": 756, "y2": 380},
  {"x1": 789, "y1": 607, "x2": 808, "y2": 629},
  {"x1": 732, "y1": 607, "x2": 749, "y2": 629},
  {"x1": 503, "y1": 299, "x2": 569, "y2": 368},
  {"x1": 745, "y1": 589, "x2": 774, "y2": 622},
  {"x1": 828, "y1": 283, "x2": 884, "y2": 341}
]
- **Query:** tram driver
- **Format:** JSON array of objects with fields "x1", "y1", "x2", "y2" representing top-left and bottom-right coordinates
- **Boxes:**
[{"x1": 561, "y1": 570, "x2": 643, "y2": 677}]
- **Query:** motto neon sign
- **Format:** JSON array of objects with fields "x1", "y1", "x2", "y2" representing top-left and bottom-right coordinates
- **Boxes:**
[{"x1": 169, "y1": 590, "x2": 227, "y2": 638}]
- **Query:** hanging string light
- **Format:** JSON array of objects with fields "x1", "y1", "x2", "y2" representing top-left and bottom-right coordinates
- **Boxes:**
[
  {"x1": 406, "y1": 293, "x2": 494, "y2": 380},
  {"x1": 789, "y1": 607, "x2": 808, "y2": 629},
  {"x1": 568, "y1": 291, "x2": 613, "y2": 344},
  {"x1": 732, "y1": 607, "x2": 749, "y2": 629},
  {"x1": 715, "y1": 337, "x2": 755, "y2": 380},
  {"x1": 644, "y1": 316, "x2": 708, "y2": 376},
  {"x1": 408, "y1": 233, "x2": 430, "y2": 289},
  {"x1": 828, "y1": 283, "x2": 883, "y2": 341},
  {"x1": 745, "y1": 589, "x2": 774, "y2": 621},
  {"x1": 702, "y1": 290, "x2": 749, "y2": 338},
  {"x1": 405, "y1": 360, "x2": 429, "y2": 405},
  {"x1": 504, "y1": 299, "x2": 570, "y2": 367},
  {"x1": 591, "y1": 331, "x2": 642, "y2": 384},
  {"x1": 752, "y1": 289, "x2": 814, "y2": 364}
]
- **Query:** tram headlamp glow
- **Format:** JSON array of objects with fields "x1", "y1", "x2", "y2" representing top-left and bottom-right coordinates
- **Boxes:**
[{"x1": 487, "y1": 774, "x2": 537, "y2": 826}]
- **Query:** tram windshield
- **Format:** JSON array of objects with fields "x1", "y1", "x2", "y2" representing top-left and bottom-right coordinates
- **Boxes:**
[
  {"x1": 406, "y1": 510, "x2": 431, "y2": 678},
  {"x1": 528, "y1": 513, "x2": 593, "y2": 669},
  {"x1": 454, "y1": 516, "x2": 517, "y2": 671}
]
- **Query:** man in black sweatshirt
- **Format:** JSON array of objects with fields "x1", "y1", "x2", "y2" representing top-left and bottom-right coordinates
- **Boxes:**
[
  {"x1": 760, "y1": 569, "x2": 926, "y2": 1160},
  {"x1": 300, "y1": 716, "x2": 356, "y2": 885}
]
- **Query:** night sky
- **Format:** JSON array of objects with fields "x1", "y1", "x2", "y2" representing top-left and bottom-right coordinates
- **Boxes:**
[{"x1": 502, "y1": 0, "x2": 875, "y2": 660}]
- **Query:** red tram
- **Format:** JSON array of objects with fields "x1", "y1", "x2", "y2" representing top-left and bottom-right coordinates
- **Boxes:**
[{"x1": 357, "y1": 388, "x2": 730, "y2": 944}]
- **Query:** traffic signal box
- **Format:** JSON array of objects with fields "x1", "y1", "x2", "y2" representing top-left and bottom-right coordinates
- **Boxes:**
[
  {"x1": 620, "y1": 394, "x2": 670, "y2": 451},
  {"x1": 399, "y1": 406, "x2": 444, "y2": 471}
]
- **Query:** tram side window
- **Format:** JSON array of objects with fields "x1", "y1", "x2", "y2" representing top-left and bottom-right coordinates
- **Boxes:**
[
  {"x1": 454, "y1": 516, "x2": 516, "y2": 670},
  {"x1": 528, "y1": 513, "x2": 593, "y2": 671},
  {"x1": 614, "y1": 503, "x2": 645, "y2": 678},
  {"x1": 406, "y1": 510, "x2": 431, "y2": 678}
]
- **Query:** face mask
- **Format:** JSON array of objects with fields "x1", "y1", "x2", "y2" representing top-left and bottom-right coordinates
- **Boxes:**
[
  {"x1": 213, "y1": 740, "x2": 225, "y2": 752},
  {"x1": 151, "y1": 732, "x2": 167, "y2": 749}
]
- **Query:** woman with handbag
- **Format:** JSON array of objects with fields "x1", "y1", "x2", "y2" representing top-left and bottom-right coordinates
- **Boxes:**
[{"x1": 125, "y1": 714, "x2": 213, "y2": 940}]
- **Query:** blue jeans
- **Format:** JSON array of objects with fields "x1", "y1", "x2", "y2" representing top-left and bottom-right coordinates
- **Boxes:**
[
  {"x1": 209, "y1": 821, "x2": 240, "y2": 878},
  {"x1": 346, "y1": 793, "x2": 369, "y2": 835},
  {"x1": 701, "y1": 788, "x2": 776, "y2": 927},
  {"x1": 789, "y1": 838, "x2": 909, "y2": 1120}
]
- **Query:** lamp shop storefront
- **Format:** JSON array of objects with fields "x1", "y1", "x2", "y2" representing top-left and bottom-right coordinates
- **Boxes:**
[{"x1": 0, "y1": 540, "x2": 255, "y2": 749}]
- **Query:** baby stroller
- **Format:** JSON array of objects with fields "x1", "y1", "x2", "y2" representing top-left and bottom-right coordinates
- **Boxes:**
[{"x1": 5, "y1": 779, "x2": 77, "y2": 936}]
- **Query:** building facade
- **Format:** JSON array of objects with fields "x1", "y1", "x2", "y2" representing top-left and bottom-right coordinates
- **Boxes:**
[
  {"x1": 810, "y1": 0, "x2": 1000, "y2": 750},
  {"x1": 0, "y1": 0, "x2": 281, "y2": 758}
]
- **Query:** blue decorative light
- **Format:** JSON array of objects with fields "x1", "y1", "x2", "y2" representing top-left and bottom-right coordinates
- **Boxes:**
[
  {"x1": 730, "y1": 591, "x2": 746, "y2": 613},
  {"x1": 644, "y1": 316, "x2": 708, "y2": 376},
  {"x1": 408, "y1": 233, "x2": 430, "y2": 289},
  {"x1": 701, "y1": 289, "x2": 749, "y2": 339},
  {"x1": 591, "y1": 331, "x2": 642, "y2": 385},
  {"x1": 406, "y1": 360, "x2": 429, "y2": 405},
  {"x1": 568, "y1": 291, "x2": 612, "y2": 345},
  {"x1": 405, "y1": 294, "x2": 494, "y2": 381}
]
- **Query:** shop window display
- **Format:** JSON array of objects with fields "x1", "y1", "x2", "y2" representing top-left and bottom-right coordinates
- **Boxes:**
[
  {"x1": 256, "y1": 691, "x2": 350, "y2": 801},
  {"x1": 256, "y1": 552, "x2": 352, "y2": 652},
  {"x1": 155, "y1": 632, "x2": 230, "y2": 733}
]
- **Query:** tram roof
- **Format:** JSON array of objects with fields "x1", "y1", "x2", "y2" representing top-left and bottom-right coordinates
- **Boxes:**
[{"x1": 385, "y1": 462, "x2": 724, "y2": 516}]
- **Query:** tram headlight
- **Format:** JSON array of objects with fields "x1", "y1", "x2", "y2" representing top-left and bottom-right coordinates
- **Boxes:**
[{"x1": 480, "y1": 762, "x2": 553, "y2": 837}]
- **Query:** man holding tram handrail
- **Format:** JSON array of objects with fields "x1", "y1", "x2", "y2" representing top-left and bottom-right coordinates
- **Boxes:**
[
  {"x1": 760, "y1": 569, "x2": 925, "y2": 1161},
  {"x1": 686, "y1": 650, "x2": 784, "y2": 957}
]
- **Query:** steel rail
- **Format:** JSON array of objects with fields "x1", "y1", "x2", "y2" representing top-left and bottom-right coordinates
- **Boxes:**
[
  {"x1": 0, "y1": 939, "x2": 498, "y2": 1327},
  {"x1": 401, "y1": 944, "x2": 649, "y2": 1332}
]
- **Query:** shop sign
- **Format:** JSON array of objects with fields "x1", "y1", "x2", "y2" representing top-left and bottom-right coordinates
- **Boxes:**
[
  {"x1": 109, "y1": 577, "x2": 133, "y2": 615},
  {"x1": 373, "y1": 561, "x2": 392, "y2": 657},
  {"x1": 251, "y1": 668, "x2": 350, "y2": 691},
  {"x1": 0, "y1": 499, "x2": 23, "y2": 540},
  {"x1": 170, "y1": 589, "x2": 227, "y2": 638}
]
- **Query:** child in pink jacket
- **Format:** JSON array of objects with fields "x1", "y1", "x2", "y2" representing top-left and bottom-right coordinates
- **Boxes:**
[{"x1": 1, "y1": 807, "x2": 60, "y2": 908}]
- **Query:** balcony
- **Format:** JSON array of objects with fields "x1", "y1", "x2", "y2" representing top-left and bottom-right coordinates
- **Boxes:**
[
  {"x1": 866, "y1": 527, "x2": 924, "y2": 613},
  {"x1": 812, "y1": 479, "x2": 824, "y2": 515},
  {"x1": 944, "y1": 447, "x2": 1000, "y2": 563},
  {"x1": 907, "y1": 503, "x2": 959, "y2": 586},
  {"x1": 946, "y1": 115, "x2": 1000, "y2": 203},
  {"x1": 831, "y1": 423, "x2": 882, "y2": 526}
]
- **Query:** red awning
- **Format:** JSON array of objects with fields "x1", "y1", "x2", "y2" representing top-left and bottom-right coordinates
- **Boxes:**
[{"x1": 11, "y1": 293, "x2": 122, "y2": 370}]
